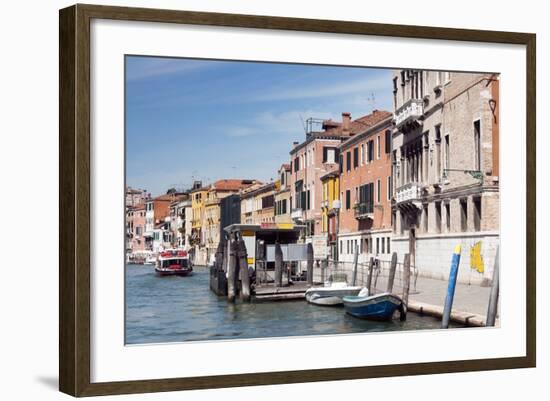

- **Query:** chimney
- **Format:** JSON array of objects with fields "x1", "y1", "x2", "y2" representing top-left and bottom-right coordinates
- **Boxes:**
[
  {"x1": 293, "y1": 141, "x2": 300, "y2": 148},
  {"x1": 342, "y1": 112, "x2": 351, "y2": 136}
]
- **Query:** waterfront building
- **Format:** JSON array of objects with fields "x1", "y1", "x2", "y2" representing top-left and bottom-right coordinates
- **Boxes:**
[
  {"x1": 289, "y1": 111, "x2": 394, "y2": 254},
  {"x1": 169, "y1": 198, "x2": 191, "y2": 249},
  {"x1": 129, "y1": 204, "x2": 146, "y2": 254},
  {"x1": 391, "y1": 69, "x2": 499, "y2": 284},
  {"x1": 125, "y1": 186, "x2": 149, "y2": 207},
  {"x1": 204, "y1": 179, "x2": 258, "y2": 263},
  {"x1": 240, "y1": 181, "x2": 266, "y2": 224},
  {"x1": 240, "y1": 181, "x2": 277, "y2": 225},
  {"x1": 337, "y1": 111, "x2": 394, "y2": 264},
  {"x1": 144, "y1": 193, "x2": 178, "y2": 251},
  {"x1": 320, "y1": 169, "x2": 340, "y2": 259},
  {"x1": 190, "y1": 185, "x2": 209, "y2": 264},
  {"x1": 274, "y1": 164, "x2": 292, "y2": 224}
]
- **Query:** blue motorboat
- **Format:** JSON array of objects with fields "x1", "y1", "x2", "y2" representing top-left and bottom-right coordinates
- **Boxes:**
[{"x1": 342, "y1": 291, "x2": 407, "y2": 321}]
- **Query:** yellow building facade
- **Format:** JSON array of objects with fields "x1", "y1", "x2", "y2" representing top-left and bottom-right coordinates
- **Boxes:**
[{"x1": 321, "y1": 172, "x2": 339, "y2": 234}]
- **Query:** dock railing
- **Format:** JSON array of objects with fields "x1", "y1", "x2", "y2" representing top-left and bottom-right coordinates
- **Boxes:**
[{"x1": 311, "y1": 259, "x2": 418, "y2": 295}]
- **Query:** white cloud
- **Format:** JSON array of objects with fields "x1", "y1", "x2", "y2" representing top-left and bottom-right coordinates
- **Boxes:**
[
  {"x1": 126, "y1": 58, "x2": 213, "y2": 81},
  {"x1": 251, "y1": 75, "x2": 391, "y2": 102}
]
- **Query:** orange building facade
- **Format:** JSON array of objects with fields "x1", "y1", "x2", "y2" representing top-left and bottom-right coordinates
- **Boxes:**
[{"x1": 337, "y1": 112, "x2": 394, "y2": 263}]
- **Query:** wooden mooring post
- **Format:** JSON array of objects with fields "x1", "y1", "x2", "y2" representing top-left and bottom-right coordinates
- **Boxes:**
[
  {"x1": 402, "y1": 253, "x2": 411, "y2": 307},
  {"x1": 274, "y1": 242, "x2": 283, "y2": 287},
  {"x1": 386, "y1": 252, "x2": 398, "y2": 293},
  {"x1": 321, "y1": 258, "x2": 327, "y2": 283},
  {"x1": 306, "y1": 242, "x2": 314, "y2": 286},
  {"x1": 352, "y1": 243, "x2": 359, "y2": 286},
  {"x1": 486, "y1": 246, "x2": 500, "y2": 326},
  {"x1": 227, "y1": 236, "x2": 238, "y2": 303},
  {"x1": 237, "y1": 236, "x2": 251, "y2": 302},
  {"x1": 366, "y1": 257, "x2": 374, "y2": 294},
  {"x1": 442, "y1": 245, "x2": 462, "y2": 329}
]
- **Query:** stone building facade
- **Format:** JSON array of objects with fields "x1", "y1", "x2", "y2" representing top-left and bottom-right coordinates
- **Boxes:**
[{"x1": 391, "y1": 69, "x2": 500, "y2": 284}]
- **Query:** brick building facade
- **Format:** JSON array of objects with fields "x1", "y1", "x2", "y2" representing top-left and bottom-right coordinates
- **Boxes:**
[{"x1": 337, "y1": 112, "x2": 394, "y2": 264}]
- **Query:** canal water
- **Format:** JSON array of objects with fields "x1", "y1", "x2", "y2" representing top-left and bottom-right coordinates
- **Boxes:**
[{"x1": 126, "y1": 264, "x2": 458, "y2": 344}]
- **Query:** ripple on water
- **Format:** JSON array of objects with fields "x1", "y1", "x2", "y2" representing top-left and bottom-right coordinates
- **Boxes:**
[{"x1": 125, "y1": 264, "x2": 463, "y2": 344}]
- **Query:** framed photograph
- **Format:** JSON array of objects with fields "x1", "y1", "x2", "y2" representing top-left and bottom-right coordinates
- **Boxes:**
[{"x1": 59, "y1": 4, "x2": 536, "y2": 397}]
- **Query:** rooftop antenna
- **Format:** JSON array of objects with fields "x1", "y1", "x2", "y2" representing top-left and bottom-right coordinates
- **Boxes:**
[
  {"x1": 367, "y1": 92, "x2": 377, "y2": 112},
  {"x1": 299, "y1": 114, "x2": 307, "y2": 134}
]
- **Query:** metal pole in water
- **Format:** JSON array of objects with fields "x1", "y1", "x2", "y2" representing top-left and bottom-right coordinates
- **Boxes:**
[
  {"x1": 386, "y1": 252, "x2": 398, "y2": 293},
  {"x1": 486, "y1": 246, "x2": 500, "y2": 327},
  {"x1": 274, "y1": 242, "x2": 283, "y2": 287},
  {"x1": 352, "y1": 243, "x2": 359, "y2": 286},
  {"x1": 306, "y1": 242, "x2": 314, "y2": 286},
  {"x1": 442, "y1": 244, "x2": 462, "y2": 329}
]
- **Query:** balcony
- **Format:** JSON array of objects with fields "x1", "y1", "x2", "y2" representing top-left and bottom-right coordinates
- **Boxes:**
[
  {"x1": 354, "y1": 203, "x2": 374, "y2": 220},
  {"x1": 394, "y1": 98, "x2": 424, "y2": 130},
  {"x1": 395, "y1": 182, "x2": 423, "y2": 204},
  {"x1": 291, "y1": 208, "x2": 304, "y2": 220}
]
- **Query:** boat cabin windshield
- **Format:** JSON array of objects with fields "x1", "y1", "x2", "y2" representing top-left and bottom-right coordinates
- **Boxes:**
[
  {"x1": 162, "y1": 259, "x2": 188, "y2": 268},
  {"x1": 327, "y1": 272, "x2": 348, "y2": 284}
]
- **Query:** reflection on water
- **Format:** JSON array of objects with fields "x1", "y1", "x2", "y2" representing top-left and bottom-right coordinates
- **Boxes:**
[{"x1": 125, "y1": 264, "x2": 458, "y2": 344}]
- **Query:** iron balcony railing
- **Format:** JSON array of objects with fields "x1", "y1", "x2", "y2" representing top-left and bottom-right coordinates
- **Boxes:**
[{"x1": 354, "y1": 202, "x2": 374, "y2": 219}]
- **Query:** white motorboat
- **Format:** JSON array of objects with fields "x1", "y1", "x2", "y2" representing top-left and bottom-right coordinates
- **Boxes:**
[{"x1": 305, "y1": 273, "x2": 364, "y2": 306}]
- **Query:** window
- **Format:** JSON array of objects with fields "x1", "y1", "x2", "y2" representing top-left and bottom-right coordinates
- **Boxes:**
[
  {"x1": 346, "y1": 151, "x2": 351, "y2": 172},
  {"x1": 444, "y1": 134, "x2": 450, "y2": 170},
  {"x1": 474, "y1": 120, "x2": 481, "y2": 171},
  {"x1": 376, "y1": 179, "x2": 381, "y2": 203},
  {"x1": 435, "y1": 201, "x2": 442, "y2": 233},
  {"x1": 347, "y1": 240, "x2": 350, "y2": 254},
  {"x1": 376, "y1": 238, "x2": 380, "y2": 254},
  {"x1": 387, "y1": 176, "x2": 392, "y2": 200},
  {"x1": 473, "y1": 197, "x2": 482, "y2": 231},
  {"x1": 339, "y1": 154, "x2": 343, "y2": 174},
  {"x1": 385, "y1": 130, "x2": 391, "y2": 154},
  {"x1": 387, "y1": 237, "x2": 391, "y2": 254},
  {"x1": 381, "y1": 237, "x2": 385, "y2": 254},
  {"x1": 340, "y1": 240, "x2": 343, "y2": 254},
  {"x1": 360, "y1": 144, "x2": 364, "y2": 165},
  {"x1": 368, "y1": 140, "x2": 374, "y2": 162},
  {"x1": 294, "y1": 157, "x2": 300, "y2": 172},
  {"x1": 345, "y1": 190, "x2": 351, "y2": 210},
  {"x1": 359, "y1": 183, "x2": 374, "y2": 213},
  {"x1": 323, "y1": 147, "x2": 336, "y2": 164},
  {"x1": 353, "y1": 147, "x2": 359, "y2": 168},
  {"x1": 377, "y1": 136, "x2": 381, "y2": 159},
  {"x1": 460, "y1": 198, "x2": 468, "y2": 232}
]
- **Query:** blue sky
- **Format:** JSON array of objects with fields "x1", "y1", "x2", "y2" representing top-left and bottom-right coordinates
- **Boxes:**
[{"x1": 126, "y1": 56, "x2": 393, "y2": 196}]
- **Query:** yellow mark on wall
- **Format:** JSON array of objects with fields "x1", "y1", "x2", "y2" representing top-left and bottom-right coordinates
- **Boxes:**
[
  {"x1": 470, "y1": 241, "x2": 485, "y2": 273},
  {"x1": 247, "y1": 257, "x2": 254, "y2": 265}
]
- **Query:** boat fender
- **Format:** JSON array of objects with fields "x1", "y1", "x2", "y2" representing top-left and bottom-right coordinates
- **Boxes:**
[{"x1": 398, "y1": 303, "x2": 407, "y2": 321}]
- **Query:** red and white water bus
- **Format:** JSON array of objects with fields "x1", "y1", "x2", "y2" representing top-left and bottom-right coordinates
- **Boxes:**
[{"x1": 154, "y1": 249, "x2": 193, "y2": 276}]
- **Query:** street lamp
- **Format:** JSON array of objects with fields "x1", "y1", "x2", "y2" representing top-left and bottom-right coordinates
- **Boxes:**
[{"x1": 332, "y1": 199, "x2": 341, "y2": 263}]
